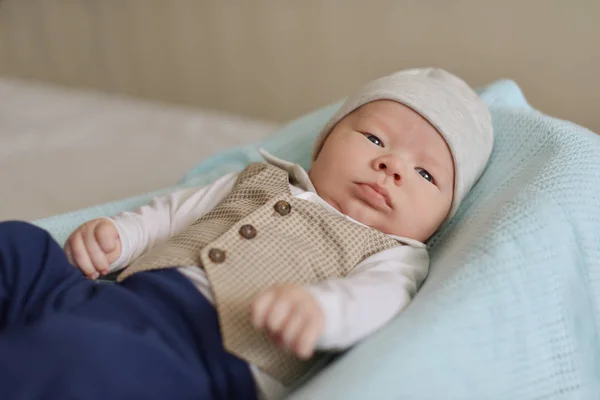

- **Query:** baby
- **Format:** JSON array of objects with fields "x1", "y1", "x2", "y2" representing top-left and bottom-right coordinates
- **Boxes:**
[{"x1": 0, "y1": 68, "x2": 492, "y2": 400}]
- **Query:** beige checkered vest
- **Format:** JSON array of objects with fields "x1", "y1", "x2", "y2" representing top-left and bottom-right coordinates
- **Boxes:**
[{"x1": 116, "y1": 162, "x2": 401, "y2": 384}]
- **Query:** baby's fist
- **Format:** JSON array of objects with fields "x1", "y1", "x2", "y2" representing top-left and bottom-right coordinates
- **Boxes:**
[
  {"x1": 250, "y1": 284, "x2": 324, "y2": 359},
  {"x1": 64, "y1": 218, "x2": 121, "y2": 279}
]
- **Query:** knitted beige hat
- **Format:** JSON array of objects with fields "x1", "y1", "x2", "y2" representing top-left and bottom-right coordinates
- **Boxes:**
[{"x1": 312, "y1": 67, "x2": 494, "y2": 220}]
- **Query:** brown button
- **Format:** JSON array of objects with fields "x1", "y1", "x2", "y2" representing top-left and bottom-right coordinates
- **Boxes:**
[
  {"x1": 274, "y1": 200, "x2": 291, "y2": 216},
  {"x1": 208, "y1": 248, "x2": 226, "y2": 263},
  {"x1": 239, "y1": 224, "x2": 257, "y2": 239}
]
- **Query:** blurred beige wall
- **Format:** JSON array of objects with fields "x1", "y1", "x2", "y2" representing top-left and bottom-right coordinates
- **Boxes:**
[{"x1": 1, "y1": 0, "x2": 599, "y2": 132}]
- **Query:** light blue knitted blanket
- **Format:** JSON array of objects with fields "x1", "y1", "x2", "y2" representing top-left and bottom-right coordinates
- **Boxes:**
[{"x1": 34, "y1": 80, "x2": 600, "y2": 399}]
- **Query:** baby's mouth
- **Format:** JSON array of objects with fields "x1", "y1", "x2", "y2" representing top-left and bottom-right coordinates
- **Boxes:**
[{"x1": 354, "y1": 183, "x2": 393, "y2": 211}]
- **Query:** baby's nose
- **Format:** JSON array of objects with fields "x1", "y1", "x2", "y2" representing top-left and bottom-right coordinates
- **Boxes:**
[{"x1": 375, "y1": 157, "x2": 403, "y2": 182}]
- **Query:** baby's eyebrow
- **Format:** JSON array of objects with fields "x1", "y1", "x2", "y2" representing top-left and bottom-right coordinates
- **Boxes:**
[
  {"x1": 357, "y1": 115, "x2": 395, "y2": 136},
  {"x1": 419, "y1": 152, "x2": 444, "y2": 173}
]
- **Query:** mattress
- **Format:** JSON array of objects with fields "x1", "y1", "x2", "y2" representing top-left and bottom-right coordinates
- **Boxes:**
[{"x1": 0, "y1": 77, "x2": 279, "y2": 221}]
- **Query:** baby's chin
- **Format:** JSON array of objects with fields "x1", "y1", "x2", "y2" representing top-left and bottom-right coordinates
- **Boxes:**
[
  {"x1": 332, "y1": 198, "x2": 405, "y2": 236},
  {"x1": 344, "y1": 204, "x2": 389, "y2": 231},
  {"x1": 344, "y1": 206, "x2": 408, "y2": 237}
]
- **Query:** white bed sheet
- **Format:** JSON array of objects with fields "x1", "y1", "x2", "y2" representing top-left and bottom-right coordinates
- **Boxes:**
[{"x1": 0, "y1": 78, "x2": 279, "y2": 221}]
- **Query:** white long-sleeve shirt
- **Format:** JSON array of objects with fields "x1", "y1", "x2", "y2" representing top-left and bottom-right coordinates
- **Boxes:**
[{"x1": 106, "y1": 149, "x2": 429, "y2": 399}]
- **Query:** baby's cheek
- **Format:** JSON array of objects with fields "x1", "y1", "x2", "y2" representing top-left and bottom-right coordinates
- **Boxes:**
[
  {"x1": 345, "y1": 202, "x2": 381, "y2": 229},
  {"x1": 378, "y1": 212, "x2": 407, "y2": 237},
  {"x1": 334, "y1": 201, "x2": 354, "y2": 222}
]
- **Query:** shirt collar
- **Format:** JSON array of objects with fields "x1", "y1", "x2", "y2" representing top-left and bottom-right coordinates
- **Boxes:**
[
  {"x1": 258, "y1": 148, "x2": 426, "y2": 248},
  {"x1": 259, "y1": 148, "x2": 316, "y2": 192}
]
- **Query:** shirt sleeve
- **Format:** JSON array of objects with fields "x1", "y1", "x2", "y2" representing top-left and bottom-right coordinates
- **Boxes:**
[
  {"x1": 105, "y1": 172, "x2": 238, "y2": 272},
  {"x1": 305, "y1": 244, "x2": 430, "y2": 351}
]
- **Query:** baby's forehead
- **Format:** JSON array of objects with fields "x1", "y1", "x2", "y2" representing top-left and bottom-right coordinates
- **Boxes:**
[{"x1": 351, "y1": 102, "x2": 442, "y2": 142}]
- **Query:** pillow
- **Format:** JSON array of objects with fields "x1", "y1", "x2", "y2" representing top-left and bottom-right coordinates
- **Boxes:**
[
  {"x1": 34, "y1": 79, "x2": 600, "y2": 399},
  {"x1": 288, "y1": 85, "x2": 600, "y2": 399}
]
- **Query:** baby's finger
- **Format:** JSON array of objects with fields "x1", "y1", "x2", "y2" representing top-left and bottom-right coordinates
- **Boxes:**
[
  {"x1": 281, "y1": 311, "x2": 306, "y2": 352},
  {"x1": 295, "y1": 318, "x2": 323, "y2": 359},
  {"x1": 83, "y1": 226, "x2": 109, "y2": 275},
  {"x1": 96, "y1": 222, "x2": 118, "y2": 253},
  {"x1": 265, "y1": 297, "x2": 293, "y2": 335},
  {"x1": 105, "y1": 239, "x2": 122, "y2": 265},
  {"x1": 251, "y1": 290, "x2": 277, "y2": 330},
  {"x1": 64, "y1": 237, "x2": 76, "y2": 266},
  {"x1": 70, "y1": 233, "x2": 98, "y2": 279}
]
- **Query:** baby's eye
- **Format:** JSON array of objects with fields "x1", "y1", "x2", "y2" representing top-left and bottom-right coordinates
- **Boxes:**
[
  {"x1": 416, "y1": 168, "x2": 434, "y2": 183},
  {"x1": 364, "y1": 134, "x2": 383, "y2": 147}
]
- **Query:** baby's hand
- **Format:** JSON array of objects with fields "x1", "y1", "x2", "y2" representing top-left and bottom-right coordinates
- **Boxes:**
[
  {"x1": 64, "y1": 218, "x2": 121, "y2": 280},
  {"x1": 250, "y1": 284, "x2": 324, "y2": 359}
]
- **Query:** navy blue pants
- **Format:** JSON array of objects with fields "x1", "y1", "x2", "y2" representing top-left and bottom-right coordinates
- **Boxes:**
[{"x1": 0, "y1": 221, "x2": 257, "y2": 400}]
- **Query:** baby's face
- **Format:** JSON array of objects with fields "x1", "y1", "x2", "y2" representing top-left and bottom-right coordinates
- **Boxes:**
[{"x1": 309, "y1": 100, "x2": 454, "y2": 242}]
